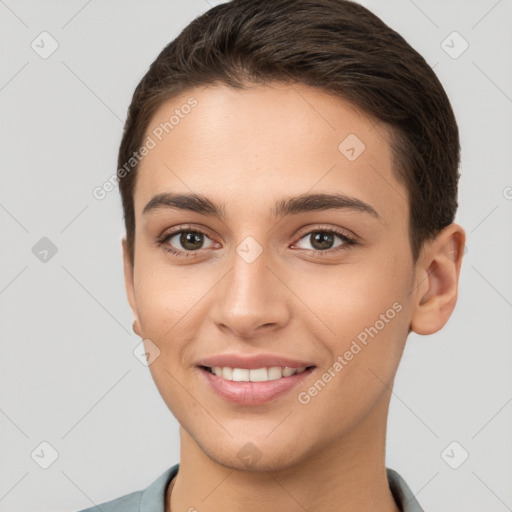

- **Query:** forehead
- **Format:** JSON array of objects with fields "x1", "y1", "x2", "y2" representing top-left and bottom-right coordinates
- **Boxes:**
[{"x1": 134, "y1": 82, "x2": 408, "y2": 226}]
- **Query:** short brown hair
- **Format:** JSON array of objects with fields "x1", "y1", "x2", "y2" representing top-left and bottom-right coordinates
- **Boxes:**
[{"x1": 118, "y1": 0, "x2": 460, "y2": 265}]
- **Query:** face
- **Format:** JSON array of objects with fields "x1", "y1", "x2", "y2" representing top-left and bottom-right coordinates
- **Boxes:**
[{"x1": 123, "y1": 82, "x2": 427, "y2": 471}]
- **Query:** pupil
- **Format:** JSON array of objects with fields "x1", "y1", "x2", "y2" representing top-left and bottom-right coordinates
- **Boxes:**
[
  {"x1": 311, "y1": 232, "x2": 333, "y2": 250},
  {"x1": 181, "y1": 232, "x2": 203, "y2": 250}
]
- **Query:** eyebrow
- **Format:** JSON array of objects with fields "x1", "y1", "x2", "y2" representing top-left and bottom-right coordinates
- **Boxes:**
[{"x1": 142, "y1": 192, "x2": 379, "y2": 220}]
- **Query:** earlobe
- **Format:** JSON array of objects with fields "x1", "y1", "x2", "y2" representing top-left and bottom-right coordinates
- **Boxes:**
[
  {"x1": 122, "y1": 237, "x2": 141, "y2": 336},
  {"x1": 410, "y1": 224, "x2": 466, "y2": 336}
]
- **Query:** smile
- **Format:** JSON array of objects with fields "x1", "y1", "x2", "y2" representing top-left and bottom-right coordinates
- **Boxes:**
[
  {"x1": 198, "y1": 365, "x2": 316, "y2": 405},
  {"x1": 202, "y1": 365, "x2": 309, "y2": 382}
]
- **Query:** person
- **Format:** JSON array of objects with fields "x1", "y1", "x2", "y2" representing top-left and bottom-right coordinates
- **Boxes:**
[{"x1": 78, "y1": 0, "x2": 465, "y2": 510}]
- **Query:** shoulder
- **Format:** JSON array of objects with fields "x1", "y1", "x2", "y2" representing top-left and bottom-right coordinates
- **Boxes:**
[
  {"x1": 386, "y1": 467, "x2": 424, "y2": 512},
  {"x1": 75, "y1": 463, "x2": 179, "y2": 512},
  {"x1": 76, "y1": 490, "x2": 143, "y2": 512}
]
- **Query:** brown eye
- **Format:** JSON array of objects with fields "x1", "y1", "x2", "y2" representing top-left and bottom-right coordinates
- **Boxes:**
[
  {"x1": 309, "y1": 232, "x2": 336, "y2": 250},
  {"x1": 293, "y1": 229, "x2": 356, "y2": 253},
  {"x1": 178, "y1": 232, "x2": 205, "y2": 251},
  {"x1": 162, "y1": 230, "x2": 215, "y2": 253}
]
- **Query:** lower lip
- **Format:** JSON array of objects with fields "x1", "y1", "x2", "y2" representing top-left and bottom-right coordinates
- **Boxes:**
[{"x1": 197, "y1": 366, "x2": 315, "y2": 405}]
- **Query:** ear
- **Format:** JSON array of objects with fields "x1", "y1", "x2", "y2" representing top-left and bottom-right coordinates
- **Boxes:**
[
  {"x1": 122, "y1": 237, "x2": 141, "y2": 337},
  {"x1": 410, "y1": 223, "x2": 466, "y2": 335}
]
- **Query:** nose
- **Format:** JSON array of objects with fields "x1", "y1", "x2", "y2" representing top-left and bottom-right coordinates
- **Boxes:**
[{"x1": 208, "y1": 246, "x2": 290, "y2": 339}]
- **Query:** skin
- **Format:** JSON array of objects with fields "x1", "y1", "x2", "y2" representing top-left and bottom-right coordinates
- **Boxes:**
[{"x1": 122, "y1": 82, "x2": 465, "y2": 512}]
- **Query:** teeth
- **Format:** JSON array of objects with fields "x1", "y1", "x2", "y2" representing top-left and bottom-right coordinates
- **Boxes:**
[
  {"x1": 232, "y1": 368, "x2": 250, "y2": 381},
  {"x1": 222, "y1": 367, "x2": 233, "y2": 380},
  {"x1": 282, "y1": 367, "x2": 296, "y2": 377},
  {"x1": 210, "y1": 366, "x2": 307, "y2": 382}
]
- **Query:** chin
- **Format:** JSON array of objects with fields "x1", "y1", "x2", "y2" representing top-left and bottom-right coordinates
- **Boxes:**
[{"x1": 194, "y1": 429, "x2": 314, "y2": 474}]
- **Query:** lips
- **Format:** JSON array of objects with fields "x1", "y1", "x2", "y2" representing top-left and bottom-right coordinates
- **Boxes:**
[
  {"x1": 197, "y1": 364, "x2": 316, "y2": 405},
  {"x1": 196, "y1": 353, "x2": 316, "y2": 370},
  {"x1": 195, "y1": 352, "x2": 317, "y2": 405}
]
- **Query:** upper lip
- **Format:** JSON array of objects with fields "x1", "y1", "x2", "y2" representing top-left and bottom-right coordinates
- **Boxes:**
[{"x1": 196, "y1": 353, "x2": 316, "y2": 370}]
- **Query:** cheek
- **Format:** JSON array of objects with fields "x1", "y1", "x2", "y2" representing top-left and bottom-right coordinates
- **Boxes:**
[
  {"x1": 288, "y1": 261, "x2": 410, "y2": 437},
  {"x1": 132, "y1": 264, "x2": 202, "y2": 416},
  {"x1": 297, "y1": 252, "x2": 411, "y2": 340},
  {"x1": 133, "y1": 258, "x2": 201, "y2": 333},
  {"x1": 132, "y1": 259, "x2": 222, "y2": 382},
  {"x1": 291, "y1": 251, "x2": 413, "y2": 413}
]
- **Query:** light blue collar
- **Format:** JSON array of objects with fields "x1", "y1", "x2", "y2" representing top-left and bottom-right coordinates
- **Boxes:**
[{"x1": 138, "y1": 464, "x2": 424, "y2": 512}]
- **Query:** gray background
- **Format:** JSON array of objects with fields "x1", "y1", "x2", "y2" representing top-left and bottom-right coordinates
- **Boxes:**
[{"x1": 1, "y1": 0, "x2": 511, "y2": 511}]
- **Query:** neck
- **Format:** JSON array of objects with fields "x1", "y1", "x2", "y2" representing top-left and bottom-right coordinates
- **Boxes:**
[{"x1": 167, "y1": 392, "x2": 400, "y2": 512}]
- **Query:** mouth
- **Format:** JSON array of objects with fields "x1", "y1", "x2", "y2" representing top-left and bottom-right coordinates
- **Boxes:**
[
  {"x1": 198, "y1": 364, "x2": 316, "y2": 381},
  {"x1": 197, "y1": 364, "x2": 317, "y2": 405}
]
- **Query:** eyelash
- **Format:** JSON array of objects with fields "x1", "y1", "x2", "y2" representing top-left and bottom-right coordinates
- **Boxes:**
[{"x1": 156, "y1": 224, "x2": 358, "y2": 258}]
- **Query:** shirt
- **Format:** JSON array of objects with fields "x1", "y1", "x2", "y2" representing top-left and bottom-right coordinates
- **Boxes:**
[{"x1": 76, "y1": 463, "x2": 424, "y2": 512}]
